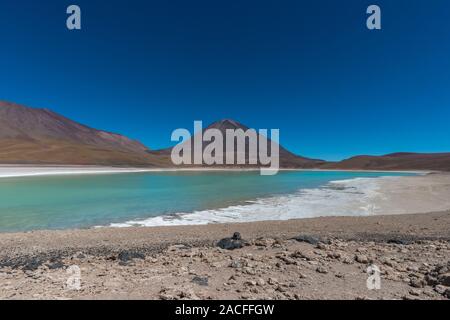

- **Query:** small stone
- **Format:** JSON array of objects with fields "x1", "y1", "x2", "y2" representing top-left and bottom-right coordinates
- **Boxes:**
[
  {"x1": 192, "y1": 276, "x2": 209, "y2": 286},
  {"x1": 229, "y1": 260, "x2": 242, "y2": 268},
  {"x1": 217, "y1": 232, "x2": 248, "y2": 250},
  {"x1": 425, "y1": 275, "x2": 438, "y2": 286},
  {"x1": 434, "y1": 285, "x2": 447, "y2": 295},
  {"x1": 355, "y1": 255, "x2": 369, "y2": 264},
  {"x1": 275, "y1": 285, "x2": 286, "y2": 293},
  {"x1": 407, "y1": 265, "x2": 419, "y2": 272},
  {"x1": 445, "y1": 289, "x2": 450, "y2": 299},
  {"x1": 243, "y1": 267, "x2": 256, "y2": 275},
  {"x1": 327, "y1": 252, "x2": 341, "y2": 259},
  {"x1": 291, "y1": 235, "x2": 321, "y2": 245},
  {"x1": 409, "y1": 289, "x2": 421, "y2": 296},
  {"x1": 117, "y1": 250, "x2": 145, "y2": 263},
  {"x1": 410, "y1": 278, "x2": 426, "y2": 288},
  {"x1": 342, "y1": 257, "x2": 354, "y2": 264},
  {"x1": 167, "y1": 244, "x2": 188, "y2": 252},
  {"x1": 46, "y1": 260, "x2": 65, "y2": 270},
  {"x1": 316, "y1": 266, "x2": 328, "y2": 274},
  {"x1": 383, "y1": 259, "x2": 397, "y2": 268},
  {"x1": 437, "y1": 273, "x2": 450, "y2": 286},
  {"x1": 278, "y1": 256, "x2": 296, "y2": 265},
  {"x1": 387, "y1": 239, "x2": 410, "y2": 245}
]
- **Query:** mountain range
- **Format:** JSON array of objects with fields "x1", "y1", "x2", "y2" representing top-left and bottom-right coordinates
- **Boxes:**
[{"x1": 1, "y1": 101, "x2": 449, "y2": 171}]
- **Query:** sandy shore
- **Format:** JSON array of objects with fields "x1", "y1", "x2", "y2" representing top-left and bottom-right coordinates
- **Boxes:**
[{"x1": 365, "y1": 172, "x2": 450, "y2": 215}]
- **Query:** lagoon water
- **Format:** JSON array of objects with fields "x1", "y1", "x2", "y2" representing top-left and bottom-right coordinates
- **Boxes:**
[{"x1": 0, "y1": 171, "x2": 414, "y2": 232}]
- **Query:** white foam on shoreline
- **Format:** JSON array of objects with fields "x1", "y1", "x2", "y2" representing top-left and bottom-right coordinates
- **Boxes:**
[{"x1": 109, "y1": 176, "x2": 392, "y2": 228}]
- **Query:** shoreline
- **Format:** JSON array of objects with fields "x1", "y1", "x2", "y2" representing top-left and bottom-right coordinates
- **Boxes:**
[
  {"x1": 0, "y1": 164, "x2": 430, "y2": 178},
  {"x1": 105, "y1": 172, "x2": 450, "y2": 228},
  {"x1": 1, "y1": 210, "x2": 449, "y2": 254},
  {"x1": 0, "y1": 211, "x2": 449, "y2": 299}
]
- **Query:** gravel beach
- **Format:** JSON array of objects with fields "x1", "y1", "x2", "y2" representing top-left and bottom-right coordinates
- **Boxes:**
[{"x1": 0, "y1": 210, "x2": 449, "y2": 300}]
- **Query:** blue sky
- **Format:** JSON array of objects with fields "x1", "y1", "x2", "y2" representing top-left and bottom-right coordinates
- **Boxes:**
[{"x1": 1, "y1": 0, "x2": 449, "y2": 161}]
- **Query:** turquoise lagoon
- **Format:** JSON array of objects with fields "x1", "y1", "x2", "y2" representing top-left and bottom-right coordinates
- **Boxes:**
[{"x1": 0, "y1": 170, "x2": 415, "y2": 232}]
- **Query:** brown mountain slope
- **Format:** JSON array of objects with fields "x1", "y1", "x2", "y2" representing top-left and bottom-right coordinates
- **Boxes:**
[
  {"x1": 0, "y1": 101, "x2": 149, "y2": 153},
  {"x1": 0, "y1": 101, "x2": 167, "y2": 166},
  {"x1": 148, "y1": 119, "x2": 325, "y2": 168},
  {"x1": 322, "y1": 152, "x2": 450, "y2": 171}
]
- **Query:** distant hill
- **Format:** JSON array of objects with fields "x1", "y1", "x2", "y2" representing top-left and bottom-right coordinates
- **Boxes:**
[
  {"x1": 322, "y1": 152, "x2": 450, "y2": 171},
  {"x1": 0, "y1": 101, "x2": 166, "y2": 166},
  {"x1": 147, "y1": 119, "x2": 325, "y2": 168}
]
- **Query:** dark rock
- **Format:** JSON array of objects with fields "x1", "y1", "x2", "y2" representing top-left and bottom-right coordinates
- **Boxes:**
[
  {"x1": 445, "y1": 289, "x2": 450, "y2": 299},
  {"x1": 22, "y1": 258, "x2": 44, "y2": 271},
  {"x1": 387, "y1": 239, "x2": 411, "y2": 245},
  {"x1": 46, "y1": 260, "x2": 65, "y2": 270},
  {"x1": 425, "y1": 275, "x2": 438, "y2": 286},
  {"x1": 217, "y1": 232, "x2": 248, "y2": 250},
  {"x1": 192, "y1": 276, "x2": 209, "y2": 286},
  {"x1": 410, "y1": 278, "x2": 426, "y2": 288},
  {"x1": 232, "y1": 232, "x2": 241, "y2": 240},
  {"x1": 291, "y1": 235, "x2": 321, "y2": 245},
  {"x1": 437, "y1": 273, "x2": 450, "y2": 286},
  {"x1": 117, "y1": 250, "x2": 145, "y2": 263}
]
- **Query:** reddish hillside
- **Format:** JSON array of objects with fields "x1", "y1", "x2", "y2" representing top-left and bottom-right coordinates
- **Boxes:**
[
  {"x1": 323, "y1": 152, "x2": 450, "y2": 171},
  {"x1": 0, "y1": 101, "x2": 167, "y2": 166}
]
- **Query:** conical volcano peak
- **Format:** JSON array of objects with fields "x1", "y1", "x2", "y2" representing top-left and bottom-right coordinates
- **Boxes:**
[{"x1": 206, "y1": 119, "x2": 250, "y2": 132}]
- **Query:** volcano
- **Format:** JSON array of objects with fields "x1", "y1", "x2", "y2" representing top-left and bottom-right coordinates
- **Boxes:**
[{"x1": 148, "y1": 119, "x2": 326, "y2": 168}]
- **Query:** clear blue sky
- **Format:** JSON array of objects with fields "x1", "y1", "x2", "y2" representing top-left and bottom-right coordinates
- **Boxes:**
[{"x1": 1, "y1": 0, "x2": 449, "y2": 161}]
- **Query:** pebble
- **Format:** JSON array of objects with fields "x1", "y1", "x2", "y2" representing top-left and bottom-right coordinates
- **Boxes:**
[{"x1": 355, "y1": 255, "x2": 369, "y2": 264}]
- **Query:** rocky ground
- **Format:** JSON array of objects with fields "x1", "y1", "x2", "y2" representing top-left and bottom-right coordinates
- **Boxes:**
[{"x1": 0, "y1": 232, "x2": 449, "y2": 300}]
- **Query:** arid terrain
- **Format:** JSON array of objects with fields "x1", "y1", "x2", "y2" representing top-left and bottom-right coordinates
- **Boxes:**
[{"x1": 0, "y1": 211, "x2": 449, "y2": 300}]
